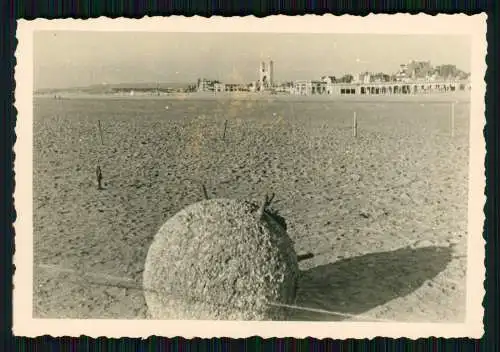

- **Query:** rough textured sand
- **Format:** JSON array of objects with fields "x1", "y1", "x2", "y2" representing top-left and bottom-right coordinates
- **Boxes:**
[{"x1": 33, "y1": 95, "x2": 469, "y2": 321}]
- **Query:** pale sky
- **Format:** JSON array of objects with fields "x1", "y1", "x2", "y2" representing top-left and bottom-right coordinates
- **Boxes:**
[{"x1": 34, "y1": 31, "x2": 471, "y2": 89}]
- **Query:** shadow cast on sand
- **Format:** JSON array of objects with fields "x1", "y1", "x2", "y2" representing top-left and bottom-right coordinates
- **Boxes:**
[{"x1": 289, "y1": 245, "x2": 453, "y2": 321}]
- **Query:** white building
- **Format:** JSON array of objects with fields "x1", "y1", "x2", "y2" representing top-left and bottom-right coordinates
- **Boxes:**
[{"x1": 214, "y1": 83, "x2": 225, "y2": 92}]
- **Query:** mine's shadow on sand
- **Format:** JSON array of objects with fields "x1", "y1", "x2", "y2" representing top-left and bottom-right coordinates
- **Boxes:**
[{"x1": 289, "y1": 245, "x2": 453, "y2": 321}]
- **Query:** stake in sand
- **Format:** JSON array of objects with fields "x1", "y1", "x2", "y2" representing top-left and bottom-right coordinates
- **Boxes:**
[
  {"x1": 96, "y1": 164, "x2": 103, "y2": 190},
  {"x1": 96, "y1": 120, "x2": 105, "y2": 189},
  {"x1": 222, "y1": 119, "x2": 228, "y2": 140}
]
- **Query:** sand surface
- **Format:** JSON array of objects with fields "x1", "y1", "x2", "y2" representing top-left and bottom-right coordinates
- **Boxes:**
[{"x1": 32, "y1": 95, "x2": 469, "y2": 322}]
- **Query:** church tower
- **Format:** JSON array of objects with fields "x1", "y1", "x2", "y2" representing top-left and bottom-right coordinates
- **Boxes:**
[{"x1": 259, "y1": 60, "x2": 274, "y2": 91}]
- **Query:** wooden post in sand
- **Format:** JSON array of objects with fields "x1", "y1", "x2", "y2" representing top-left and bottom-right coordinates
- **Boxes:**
[
  {"x1": 96, "y1": 120, "x2": 104, "y2": 190},
  {"x1": 450, "y1": 102, "x2": 455, "y2": 138},
  {"x1": 352, "y1": 111, "x2": 358, "y2": 137},
  {"x1": 96, "y1": 164, "x2": 103, "y2": 190},
  {"x1": 222, "y1": 120, "x2": 228, "y2": 141}
]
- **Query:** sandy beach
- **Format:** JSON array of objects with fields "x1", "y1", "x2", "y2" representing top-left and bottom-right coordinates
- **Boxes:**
[{"x1": 33, "y1": 94, "x2": 469, "y2": 322}]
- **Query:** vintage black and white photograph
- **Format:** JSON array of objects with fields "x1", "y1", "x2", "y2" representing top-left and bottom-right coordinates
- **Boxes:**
[{"x1": 14, "y1": 15, "x2": 486, "y2": 338}]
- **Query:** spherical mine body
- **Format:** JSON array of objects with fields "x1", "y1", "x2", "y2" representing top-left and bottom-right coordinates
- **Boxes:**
[{"x1": 143, "y1": 198, "x2": 299, "y2": 320}]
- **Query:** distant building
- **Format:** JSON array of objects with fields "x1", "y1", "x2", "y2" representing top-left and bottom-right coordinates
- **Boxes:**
[
  {"x1": 363, "y1": 73, "x2": 372, "y2": 84},
  {"x1": 214, "y1": 83, "x2": 225, "y2": 92},
  {"x1": 291, "y1": 80, "x2": 327, "y2": 95},
  {"x1": 291, "y1": 80, "x2": 311, "y2": 95},
  {"x1": 395, "y1": 60, "x2": 433, "y2": 82},
  {"x1": 195, "y1": 58, "x2": 468, "y2": 97},
  {"x1": 321, "y1": 76, "x2": 337, "y2": 84},
  {"x1": 312, "y1": 80, "x2": 327, "y2": 95},
  {"x1": 197, "y1": 78, "x2": 219, "y2": 92},
  {"x1": 258, "y1": 60, "x2": 274, "y2": 91},
  {"x1": 408, "y1": 60, "x2": 432, "y2": 79},
  {"x1": 224, "y1": 83, "x2": 246, "y2": 92},
  {"x1": 353, "y1": 72, "x2": 372, "y2": 84},
  {"x1": 395, "y1": 63, "x2": 409, "y2": 81}
]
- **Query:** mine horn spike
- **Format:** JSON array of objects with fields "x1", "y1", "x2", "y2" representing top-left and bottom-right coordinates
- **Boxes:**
[
  {"x1": 201, "y1": 183, "x2": 209, "y2": 200},
  {"x1": 257, "y1": 194, "x2": 269, "y2": 219},
  {"x1": 297, "y1": 252, "x2": 315, "y2": 262},
  {"x1": 267, "y1": 192, "x2": 275, "y2": 206}
]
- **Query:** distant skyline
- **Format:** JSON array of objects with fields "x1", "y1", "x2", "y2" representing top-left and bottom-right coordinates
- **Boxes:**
[{"x1": 34, "y1": 31, "x2": 471, "y2": 90}]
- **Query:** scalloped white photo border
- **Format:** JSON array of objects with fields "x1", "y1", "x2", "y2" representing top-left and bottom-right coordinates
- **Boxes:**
[{"x1": 13, "y1": 14, "x2": 487, "y2": 339}]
